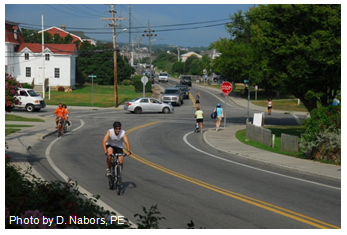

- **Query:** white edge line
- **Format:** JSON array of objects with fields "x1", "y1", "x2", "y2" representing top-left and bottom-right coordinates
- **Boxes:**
[
  {"x1": 183, "y1": 132, "x2": 340, "y2": 191},
  {"x1": 45, "y1": 119, "x2": 137, "y2": 228}
]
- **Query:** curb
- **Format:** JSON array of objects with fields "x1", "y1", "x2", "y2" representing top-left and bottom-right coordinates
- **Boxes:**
[{"x1": 202, "y1": 128, "x2": 341, "y2": 184}]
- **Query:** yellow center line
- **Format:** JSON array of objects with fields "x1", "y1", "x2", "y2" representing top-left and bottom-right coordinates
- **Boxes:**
[
  {"x1": 125, "y1": 122, "x2": 340, "y2": 229},
  {"x1": 189, "y1": 93, "x2": 196, "y2": 104}
]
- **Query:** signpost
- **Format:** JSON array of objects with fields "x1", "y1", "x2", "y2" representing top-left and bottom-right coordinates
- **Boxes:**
[
  {"x1": 220, "y1": 82, "x2": 232, "y2": 128},
  {"x1": 141, "y1": 76, "x2": 148, "y2": 97},
  {"x1": 88, "y1": 75, "x2": 97, "y2": 106}
]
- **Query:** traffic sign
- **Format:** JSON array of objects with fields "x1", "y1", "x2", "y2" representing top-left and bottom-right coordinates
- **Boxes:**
[
  {"x1": 221, "y1": 81, "x2": 232, "y2": 95},
  {"x1": 141, "y1": 76, "x2": 148, "y2": 84},
  {"x1": 244, "y1": 80, "x2": 249, "y2": 83}
]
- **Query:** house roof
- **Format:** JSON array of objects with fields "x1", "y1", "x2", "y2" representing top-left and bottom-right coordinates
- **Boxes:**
[
  {"x1": 17, "y1": 43, "x2": 77, "y2": 55},
  {"x1": 40, "y1": 26, "x2": 94, "y2": 42},
  {"x1": 5, "y1": 20, "x2": 24, "y2": 44}
]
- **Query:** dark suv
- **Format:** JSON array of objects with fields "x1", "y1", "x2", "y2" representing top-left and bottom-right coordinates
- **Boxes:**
[{"x1": 180, "y1": 76, "x2": 192, "y2": 86}]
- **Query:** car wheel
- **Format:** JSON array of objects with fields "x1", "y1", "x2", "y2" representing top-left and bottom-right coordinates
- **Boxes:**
[
  {"x1": 134, "y1": 107, "x2": 142, "y2": 114},
  {"x1": 26, "y1": 104, "x2": 35, "y2": 112},
  {"x1": 162, "y1": 107, "x2": 170, "y2": 114}
]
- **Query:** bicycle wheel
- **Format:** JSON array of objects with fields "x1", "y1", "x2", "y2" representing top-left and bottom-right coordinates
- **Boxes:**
[
  {"x1": 57, "y1": 124, "x2": 61, "y2": 137},
  {"x1": 116, "y1": 165, "x2": 122, "y2": 195},
  {"x1": 108, "y1": 165, "x2": 115, "y2": 190}
]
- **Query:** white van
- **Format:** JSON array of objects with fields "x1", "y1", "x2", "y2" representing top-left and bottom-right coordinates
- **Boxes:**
[
  {"x1": 14, "y1": 88, "x2": 46, "y2": 112},
  {"x1": 158, "y1": 72, "x2": 169, "y2": 82}
]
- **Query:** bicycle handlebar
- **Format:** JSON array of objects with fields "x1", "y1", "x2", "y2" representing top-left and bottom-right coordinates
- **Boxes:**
[{"x1": 110, "y1": 153, "x2": 127, "y2": 157}]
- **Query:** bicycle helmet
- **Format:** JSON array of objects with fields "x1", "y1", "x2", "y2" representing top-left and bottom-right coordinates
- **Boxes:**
[
  {"x1": 217, "y1": 103, "x2": 221, "y2": 107},
  {"x1": 113, "y1": 121, "x2": 122, "y2": 128}
]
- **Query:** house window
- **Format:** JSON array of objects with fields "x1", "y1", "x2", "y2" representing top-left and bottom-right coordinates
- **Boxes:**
[
  {"x1": 45, "y1": 54, "x2": 50, "y2": 61},
  {"x1": 26, "y1": 67, "x2": 31, "y2": 77},
  {"x1": 25, "y1": 53, "x2": 29, "y2": 60},
  {"x1": 54, "y1": 68, "x2": 60, "y2": 78}
]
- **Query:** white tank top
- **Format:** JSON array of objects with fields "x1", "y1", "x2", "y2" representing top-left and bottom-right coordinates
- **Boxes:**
[{"x1": 106, "y1": 128, "x2": 125, "y2": 148}]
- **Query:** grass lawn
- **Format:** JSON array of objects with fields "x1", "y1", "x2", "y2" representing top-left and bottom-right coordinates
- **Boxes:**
[
  {"x1": 235, "y1": 125, "x2": 306, "y2": 159},
  {"x1": 5, "y1": 114, "x2": 45, "y2": 122},
  {"x1": 251, "y1": 100, "x2": 308, "y2": 112},
  {"x1": 5, "y1": 129, "x2": 22, "y2": 136},
  {"x1": 44, "y1": 85, "x2": 152, "y2": 107}
]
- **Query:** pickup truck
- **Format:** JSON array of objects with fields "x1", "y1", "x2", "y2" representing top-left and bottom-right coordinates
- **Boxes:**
[
  {"x1": 161, "y1": 87, "x2": 184, "y2": 106},
  {"x1": 14, "y1": 88, "x2": 46, "y2": 112}
]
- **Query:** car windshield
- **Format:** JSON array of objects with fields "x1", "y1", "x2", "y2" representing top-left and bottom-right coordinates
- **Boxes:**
[
  {"x1": 130, "y1": 98, "x2": 141, "y2": 102},
  {"x1": 182, "y1": 77, "x2": 191, "y2": 80},
  {"x1": 26, "y1": 90, "x2": 39, "y2": 97},
  {"x1": 165, "y1": 89, "x2": 179, "y2": 94},
  {"x1": 160, "y1": 73, "x2": 168, "y2": 76}
]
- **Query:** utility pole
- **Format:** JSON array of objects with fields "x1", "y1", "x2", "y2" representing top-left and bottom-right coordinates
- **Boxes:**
[
  {"x1": 142, "y1": 20, "x2": 157, "y2": 81},
  {"x1": 136, "y1": 33, "x2": 141, "y2": 63},
  {"x1": 102, "y1": 4, "x2": 125, "y2": 108},
  {"x1": 177, "y1": 47, "x2": 180, "y2": 62},
  {"x1": 129, "y1": 5, "x2": 132, "y2": 46}
]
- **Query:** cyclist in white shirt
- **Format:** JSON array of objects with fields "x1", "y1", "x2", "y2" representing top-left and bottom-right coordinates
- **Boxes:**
[{"x1": 102, "y1": 121, "x2": 131, "y2": 176}]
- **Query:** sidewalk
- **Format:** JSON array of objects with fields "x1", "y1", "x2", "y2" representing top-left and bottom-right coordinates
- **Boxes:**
[
  {"x1": 202, "y1": 126, "x2": 341, "y2": 183},
  {"x1": 175, "y1": 78, "x2": 341, "y2": 182}
]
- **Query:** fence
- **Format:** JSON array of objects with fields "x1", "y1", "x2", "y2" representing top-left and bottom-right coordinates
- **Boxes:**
[
  {"x1": 246, "y1": 121, "x2": 272, "y2": 147},
  {"x1": 281, "y1": 134, "x2": 300, "y2": 153}
]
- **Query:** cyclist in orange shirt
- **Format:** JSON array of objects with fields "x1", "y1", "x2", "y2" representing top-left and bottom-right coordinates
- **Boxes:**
[{"x1": 54, "y1": 103, "x2": 67, "y2": 133}]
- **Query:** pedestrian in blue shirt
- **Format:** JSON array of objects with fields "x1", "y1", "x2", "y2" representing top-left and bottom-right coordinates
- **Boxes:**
[{"x1": 213, "y1": 103, "x2": 224, "y2": 131}]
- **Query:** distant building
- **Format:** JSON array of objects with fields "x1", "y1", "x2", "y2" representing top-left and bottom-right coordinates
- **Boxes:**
[
  {"x1": 201, "y1": 49, "x2": 221, "y2": 60},
  {"x1": 5, "y1": 20, "x2": 78, "y2": 89},
  {"x1": 180, "y1": 51, "x2": 202, "y2": 62}
]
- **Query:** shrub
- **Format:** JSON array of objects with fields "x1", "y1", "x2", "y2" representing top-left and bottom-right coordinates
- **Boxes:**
[
  {"x1": 5, "y1": 73, "x2": 22, "y2": 112},
  {"x1": 301, "y1": 104, "x2": 341, "y2": 162},
  {"x1": 122, "y1": 79, "x2": 133, "y2": 86},
  {"x1": 21, "y1": 83, "x2": 33, "y2": 89},
  {"x1": 5, "y1": 156, "x2": 131, "y2": 229},
  {"x1": 302, "y1": 104, "x2": 341, "y2": 142},
  {"x1": 133, "y1": 75, "x2": 152, "y2": 93}
]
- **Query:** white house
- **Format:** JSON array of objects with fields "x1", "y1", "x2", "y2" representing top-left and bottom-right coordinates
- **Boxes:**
[
  {"x1": 180, "y1": 51, "x2": 202, "y2": 62},
  {"x1": 5, "y1": 20, "x2": 78, "y2": 90}
]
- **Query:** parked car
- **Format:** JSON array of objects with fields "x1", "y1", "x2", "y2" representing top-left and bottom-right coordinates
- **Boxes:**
[
  {"x1": 124, "y1": 97, "x2": 174, "y2": 114},
  {"x1": 175, "y1": 85, "x2": 190, "y2": 99},
  {"x1": 180, "y1": 75, "x2": 192, "y2": 86},
  {"x1": 161, "y1": 87, "x2": 184, "y2": 106},
  {"x1": 213, "y1": 75, "x2": 222, "y2": 83},
  {"x1": 13, "y1": 88, "x2": 46, "y2": 112},
  {"x1": 158, "y1": 72, "x2": 169, "y2": 82}
]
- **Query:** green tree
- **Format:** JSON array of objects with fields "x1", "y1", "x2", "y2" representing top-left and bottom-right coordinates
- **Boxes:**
[
  {"x1": 172, "y1": 61, "x2": 185, "y2": 75},
  {"x1": 76, "y1": 42, "x2": 134, "y2": 85},
  {"x1": 214, "y1": 4, "x2": 341, "y2": 112},
  {"x1": 189, "y1": 58, "x2": 204, "y2": 75},
  {"x1": 248, "y1": 4, "x2": 340, "y2": 111}
]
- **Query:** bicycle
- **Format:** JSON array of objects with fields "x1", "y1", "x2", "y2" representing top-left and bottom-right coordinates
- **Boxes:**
[
  {"x1": 108, "y1": 153, "x2": 126, "y2": 195},
  {"x1": 57, "y1": 117, "x2": 65, "y2": 138}
]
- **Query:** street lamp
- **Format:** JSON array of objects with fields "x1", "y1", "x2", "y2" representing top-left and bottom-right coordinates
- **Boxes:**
[{"x1": 113, "y1": 28, "x2": 127, "y2": 108}]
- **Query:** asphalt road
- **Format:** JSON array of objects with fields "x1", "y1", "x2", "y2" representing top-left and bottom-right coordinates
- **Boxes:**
[{"x1": 28, "y1": 81, "x2": 341, "y2": 229}]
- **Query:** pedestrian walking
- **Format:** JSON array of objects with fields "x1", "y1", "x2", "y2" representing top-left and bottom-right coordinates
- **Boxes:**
[
  {"x1": 267, "y1": 98, "x2": 273, "y2": 115},
  {"x1": 194, "y1": 106, "x2": 204, "y2": 133},
  {"x1": 192, "y1": 91, "x2": 201, "y2": 108},
  {"x1": 213, "y1": 103, "x2": 224, "y2": 131}
]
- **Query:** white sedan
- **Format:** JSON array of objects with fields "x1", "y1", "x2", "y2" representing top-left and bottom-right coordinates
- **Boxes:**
[{"x1": 124, "y1": 97, "x2": 174, "y2": 114}]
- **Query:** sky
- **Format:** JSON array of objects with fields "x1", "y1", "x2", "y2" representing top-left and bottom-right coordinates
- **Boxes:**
[{"x1": 5, "y1": 2, "x2": 256, "y2": 48}]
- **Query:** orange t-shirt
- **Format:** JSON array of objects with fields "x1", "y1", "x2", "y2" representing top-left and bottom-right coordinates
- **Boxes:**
[{"x1": 54, "y1": 107, "x2": 67, "y2": 119}]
